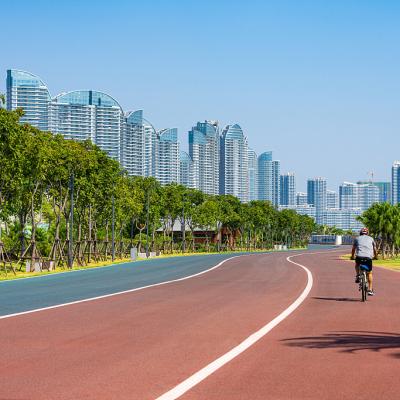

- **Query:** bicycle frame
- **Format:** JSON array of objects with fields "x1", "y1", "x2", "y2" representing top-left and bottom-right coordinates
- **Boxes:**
[{"x1": 359, "y1": 265, "x2": 369, "y2": 302}]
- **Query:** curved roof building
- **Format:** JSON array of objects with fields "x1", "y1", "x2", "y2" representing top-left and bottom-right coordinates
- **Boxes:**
[
  {"x1": 179, "y1": 151, "x2": 194, "y2": 188},
  {"x1": 5, "y1": 69, "x2": 163, "y2": 178},
  {"x1": 220, "y1": 124, "x2": 249, "y2": 202},
  {"x1": 188, "y1": 121, "x2": 220, "y2": 195},
  {"x1": 258, "y1": 152, "x2": 280, "y2": 206},
  {"x1": 122, "y1": 110, "x2": 146, "y2": 177},
  {"x1": 49, "y1": 90, "x2": 124, "y2": 160},
  {"x1": 158, "y1": 128, "x2": 179, "y2": 185},
  {"x1": 248, "y1": 148, "x2": 258, "y2": 201},
  {"x1": 6, "y1": 69, "x2": 51, "y2": 130}
]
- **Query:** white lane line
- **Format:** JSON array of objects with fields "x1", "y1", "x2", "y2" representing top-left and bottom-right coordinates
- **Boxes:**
[
  {"x1": 155, "y1": 251, "x2": 317, "y2": 400},
  {"x1": 0, "y1": 253, "x2": 265, "y2": 320}
]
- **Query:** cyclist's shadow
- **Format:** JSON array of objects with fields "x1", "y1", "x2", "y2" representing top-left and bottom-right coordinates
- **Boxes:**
[
  {"x1": 312, "y1": 296, "x2": 359, "y2": 302},
  {"x1": 282, "y1": 331, "x2": 400, "y2": 358}
]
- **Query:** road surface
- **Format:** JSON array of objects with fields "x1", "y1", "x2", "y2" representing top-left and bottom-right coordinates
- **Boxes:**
[{"x1": 1, "y1": 247, "x2": 399, "y2": 399}]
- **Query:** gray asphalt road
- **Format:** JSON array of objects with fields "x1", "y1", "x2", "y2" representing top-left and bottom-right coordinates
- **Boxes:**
[
  {"x1": 0, "y1": 253, "x2": 249, "y2": 316},
  {"x1": 0, "y1": 246, "x2": 332, "y2": 317}
]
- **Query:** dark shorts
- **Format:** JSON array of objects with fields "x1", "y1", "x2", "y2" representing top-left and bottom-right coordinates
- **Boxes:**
[{"x1": 355, "y1": 257, "x2": 372, "y2": 272}]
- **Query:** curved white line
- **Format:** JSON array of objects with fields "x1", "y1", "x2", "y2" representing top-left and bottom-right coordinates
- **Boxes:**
[
  {"x1": 155, "y1": 252, "x2": 315, "y2": 400},
  {"x1": 0, "y1": 253, "x2": 263, "y2": 320}
]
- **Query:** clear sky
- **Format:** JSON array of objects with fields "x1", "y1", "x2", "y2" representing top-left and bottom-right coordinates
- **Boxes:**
[{"x1": 1, "y1": 0, "x2": 399, "y2": 191}]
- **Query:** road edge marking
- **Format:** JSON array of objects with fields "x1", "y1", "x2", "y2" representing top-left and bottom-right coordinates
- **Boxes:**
[
  {"x1": 155, "y1": 251, "x2": 316, "y2": 400},
  {"x1": 0, "y1": 253, "x2": 266, "y2": 320}
]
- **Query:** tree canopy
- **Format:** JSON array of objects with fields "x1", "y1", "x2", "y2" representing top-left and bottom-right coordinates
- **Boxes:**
[{"x1": 0, "y1": 107, "x2": 317, "y2": 274}]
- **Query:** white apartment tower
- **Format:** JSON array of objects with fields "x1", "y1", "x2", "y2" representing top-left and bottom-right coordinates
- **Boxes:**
[
  {"x1": 392, "y1": 161, "x2": 400, "y2": 205},
  {"x1": 157, "y1": 128, "x2": 180, "y2": 185},
  {"x1": 220, "y1": 124, "x2": 249, "y2": 202},
  {"x1": 188, "y1": 120, "x2": 220, "y2": 195}
]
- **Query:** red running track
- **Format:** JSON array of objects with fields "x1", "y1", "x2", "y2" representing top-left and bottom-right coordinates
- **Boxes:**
[{"x1": 1, "y1": 249, "x2": 399, "y2": 399}]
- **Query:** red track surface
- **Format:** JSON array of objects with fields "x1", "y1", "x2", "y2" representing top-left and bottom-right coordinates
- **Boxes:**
[{"x1": 1, "y1": 249, "x2": 399, "y2": 399}]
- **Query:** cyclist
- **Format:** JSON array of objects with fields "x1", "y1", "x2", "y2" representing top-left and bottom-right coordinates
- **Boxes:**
[{"x1": 351, "y1": 227, "x2": 377, "y2": 296}]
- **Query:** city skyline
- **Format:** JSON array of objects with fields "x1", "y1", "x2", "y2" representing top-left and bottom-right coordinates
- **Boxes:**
[
  {"x1": 2, "y1": 1, "x2": 399, "y2": 191},
  {"x1": 4, "y1": 68, "x2": 394, "y2": 195},
  {"x1": 3, "y1": 66, "x2": 396, "y2": 192},
  {"x1": 4, "y1": 67, "x2": 397, "y2": 231}
]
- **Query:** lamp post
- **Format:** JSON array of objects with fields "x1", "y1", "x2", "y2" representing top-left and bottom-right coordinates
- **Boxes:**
[
  {"x1": 145, "y1": 188, "x2": 150, "y2": 258},
  {"x1": 111, "y1": 170, "x2": 125, "y2": 262},
  {"x1": 182, "y1": 193, "x2": 186, "y2": 254},
  {"x1": 68, "y1": 173, "x2": 74, "y2": 268},
  {"x1": 111, "y1": 189, "x2": 115, "y2": 262}
]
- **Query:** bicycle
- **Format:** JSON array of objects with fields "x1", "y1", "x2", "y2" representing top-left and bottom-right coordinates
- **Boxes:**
[{"x1": 358, "y1": 264, "x2": 369, "y2": 302}]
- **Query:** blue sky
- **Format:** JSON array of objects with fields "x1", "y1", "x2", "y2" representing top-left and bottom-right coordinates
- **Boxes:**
[{"x1": 1, "y1": 0, "x2": 399, "y2": 191}]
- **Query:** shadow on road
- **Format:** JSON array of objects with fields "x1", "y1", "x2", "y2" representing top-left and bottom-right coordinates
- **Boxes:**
[
  {"x1": 312, "y1": 296, "x2": 360, "y2": 302},
  {"x1": 282, "y1": 331, "x2": 400, "y2": 358}
]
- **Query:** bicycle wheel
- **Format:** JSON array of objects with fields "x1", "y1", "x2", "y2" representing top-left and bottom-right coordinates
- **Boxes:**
[{"x1": 361, "y1": 272, "x2": 367, "y2": 302}]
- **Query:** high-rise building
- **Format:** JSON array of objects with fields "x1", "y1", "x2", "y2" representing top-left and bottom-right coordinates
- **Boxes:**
[
  {"x1": 375, "y1": 182, "x2": 391, "y2": 203},
  {"x1": 358, "y1": 181, "x2": 391, "y2": 204},
  {"x1": 280, "y1": 173, "x2": 295, "y2": 206},
  {"x1": 6, "y1": 69, "x2": 50, "y2": 130},
  {"x1": 279, "y1": 204, "x2": 362, "y2": 231},
  {"x1": 7, "y1": 69, "x2": 162, "y2": 177},
  {"x1": 307, "y1": 178, "x2": 327, "y2": 224},
  {"x1": 122, "y1": 110, "x2": 146, "y2": 176},
  {"x1": 188, "y1": 120, "x2": 219, "y2": 195},
  {"x1": 157, "y1": 128, "x2": 179, "y2": 185},
  {"x1": 358, "y1": 183, "x2": 380, "y2": 210},
  {"x1": 49, "y1": 90, "x2": 124, "y2": 161},
  {"x1": 339, "y1": 182, "x2": 358, "y2": 209},
  {"x1": 143, "y1": 120, "x2": 159, "y2": 178},
  {"x1": 392, "y1": 162, "x2": 400, "y2": 205},
  {"x1": 248, "y1": 149, "x2": 258, "y2": 201},
  {"x1": 179, "y1": 151, "x2": 194, "y2": 188},
  {"x1": 321, "y1": 208, "x2": 363, "y2": 231},
  {"x1": 296, "y1": 192, "x2": 308, "y2": 206},
  {"x1": 339, "y1": 182, "x2": 379, "y2": 211},
  {"x1": 220, "y1": 124, "x2": 249, "y2": 202},
  {"x1": 258, "y1": 153, "x2": 280, "y2": 206},
  {"x1": 257, "y1": 152, "x2": 272, "y2": 202},
  {"x1": 326, "y1": 190, "x2": 338, "y2": 209},
  {"x1": 271, "y1": 161, "x2": 281, "y2": 206}
]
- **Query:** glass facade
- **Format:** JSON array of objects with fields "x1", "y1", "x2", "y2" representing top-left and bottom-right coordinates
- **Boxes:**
[
  {"x1": 6, "y1": 69, "x2": 50, "y2": 130},
  {"x1": 158, "y1": 128, "x2": 179, "y2": 185},
  {"x1": 392, "y1": 162, "x2": 400, "y2": 205},
  {"x1": 248, "y1": 149, "x2": 258, "y2": 201},
  {"x1": 49, "y1": 90, "x2": 124, "y2": 161},
  {"x1": 307, "y1": 178, "x2": 327, "y2": 224},
  {"x1": 258, "y1": 152, "x2": 280, "y2": 206},
  {"x1": 280, "y1": 172, "x2": 295, "y2": 206},
  {"x1": 257, "y1": 151, "x2": 272, "y2": 202},
  {"x1": 326, "y1": 190, "x2": 338, "y2": 209},
  {"x1": 296, "y1": 192, "x2": 308, "y2": 206},
  {"x1": 220, "y1": 124, "x2": 249, "y2": 202},
  {"x1": 321, "y1": 209, "x2": 363, "y2": 231},
  {"x1": 375, "y1": 182, "x2": 391, "y2": 203},
  {"x1": 188, "y1": 120, "x2": 219, "y2": 195},
  {"x1": 339, "y1": 182, "x2": 379, "y2": 211},
  {"x1": 358, "y1": 181, "x2": 391, "y2": 204},
  {"x1": 122, "y1": 110, "x2": 146, "y2": 176},
  {"x1": 179, "y1": 151, "x2": 194, "y2": 188}
]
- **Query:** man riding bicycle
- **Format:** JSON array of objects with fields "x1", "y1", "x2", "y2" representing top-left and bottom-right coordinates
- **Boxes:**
[{"x1": 351, "y1": 227, "x2": 377, "y2": 296}]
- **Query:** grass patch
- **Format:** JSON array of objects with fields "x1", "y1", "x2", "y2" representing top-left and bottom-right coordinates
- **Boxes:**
[
  {"x1": 340, "y1": 254, "x2": 400, "y2": 272},
  {"x1": 0, "y1": 257, "x2": 133, "y2": 281}
]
